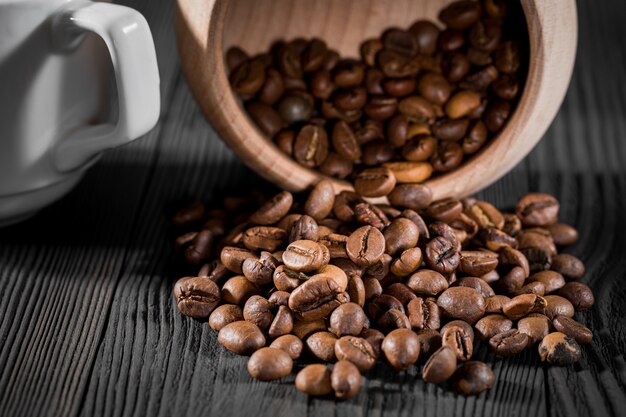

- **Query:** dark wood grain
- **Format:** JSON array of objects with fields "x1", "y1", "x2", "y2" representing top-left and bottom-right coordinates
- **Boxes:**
[{"x1": 2, "y1": 0, "x2": 626, "y2": 416}]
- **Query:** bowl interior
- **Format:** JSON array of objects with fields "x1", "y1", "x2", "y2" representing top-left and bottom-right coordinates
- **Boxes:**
[{"x1": 217, "y1": 0, "x2": 532, "y2": 199}]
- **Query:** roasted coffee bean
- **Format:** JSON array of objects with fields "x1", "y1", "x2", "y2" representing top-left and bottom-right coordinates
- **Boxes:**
[
  {"x1": 382, "y1": 27, "x2": 418, "y2": 56},
  {"x1": 331, "y1": 121, "x2": 361, "y2": 162},
  {"x1": 558, "y1": 282, "x2": 594, "y2": 310},
  {"x1": 172, "y1": 201, "x2": 205, "y2": 227},
  {"x1": 452, "y1": 361, "x2": 495, "y2": 395},
  {"x1": 347, "y1": 275, "x2": 366, "y2": 307},
  {"x1": 221, "y1": 276, "x2": 260, "y2": 305},
  {"x1": 270, "y1": 334, "x2": 304, "y2": 359},
  {"x1": 368, "y1": 294, "x2": 404, "y2": 322},
  {"x1": 307, "y1": 331, "x2": 339, "y2": 362},
  {"x1": 377, "y1": 50, "x2": 420, "y2": 78},
  {"x1": 432, "y1": 118, "x2": 470, "y2": 141},
  {"x1": 250, "y1": 191, "x2": 294, "y2": 225},
  {"x1": 301, "y1": 38, "x2": 328, "y2": 72},
  {"x1": 484, "y1": 100, "x2": 511, "y2": 132},
  {"x1": 407, "y1": 269, "x2": 449, "y2": 296},
  {"x1": 425, "y1": 198, "x2": 463, "y2": 223},
  {"x1": 360, "y1": 38, "x2": 382, "y2": 66},
  {"x1": 346, "y1": 226, "x2": 386, "y2": 267},
  {"x1": 462, "y1": 120, "x2": 488, "y2": 154},
  {"x1": 401, "y1": 135, "x2": 438, "y2": 161},
  {"x1": 529, "y1": 270, "x2": 565, "y2": 294},
  {"x1": 226, "y1": 46, "x2": 249, "y2": 72},
  {"x1": 384, "y1": 283, "x2": 418, "y2": 306},
  {"x1": 319, "y1": 152, "x2": 354, "y2": 178},
  {"x1": 295, "y1": 364, "x2": 332, "y2": 396},
  {"x1": 383, "y1": 77, "x2": 416, "y2": 97},
  {"x1": 552, "y1": 316, "x2": 593, "y2": 345},
  {"x1": 331, "y1": 360, "x2": 362, "y2": 400},
  {"x1": 354, "y1": 167, "x2": 397, "y2": 198},
  {"x1": 489, "y1": 329, "x2": 529, "y2": 356},
  {"x1": 477, "y1": 227, "x2": 518, "y2": 251},
  {"x1": 474, "y1": 314, "x2": 512, "y2": 340},
  {"x1": 502, "y1": 294, "x2": 547, "y2": 320},
  {"x1": 248, "y1": 347, "x2": 293, "y2": 381},
  {"x1": 230, "y1": 58, "x2": 266, "y2": 95},
  {"x1": 516, "y1": 193, "x2": 559, "y2": 227},
  {"x1": 459, "y1": 251, "x2": 499, "y2": 276},
  {"x1": 292, "y1": 319, "x2": 327, "y2": 340},
  {"x1": 184, "y1": 229, "x2": 215, "y2": 265},
  {"x1": 278, "y1": 91, "x2": 314, "y2": 125},
  {"x1": 259, "y1": 68, "x2": 285, "y2": 105},
  {"x1": 513, "y1": 281, "x2": 546, "y2": 296},
  {"x1": 283, "y1": 240, "x2": 330, "y2": 272},
  {"x1": 329, "y1": 303, "x2": 368, "y2": 337},
  {"x1": 495, "y1": 40, "x2": 521, "y2": 74},
  {"x1": 384, "y1": 218, "x2": 420, "y2": 256},
  {"x1": 407, "y1": 297, "x2": 441, "y2": 330},
  {"x1": 382, "y1": 328, "x2": 420, "y2": 371},
  {"x1": 383, "y1": 161, "x2": 433, "y2": 183},
  {"x1": 243, "y1": 295, "x2": 273, "y2": 330},
  {"x1": 442, "y1": 322, "x2": 474, "y2": 361},
  {"x1": 277, "y1": 42, "x2": 303, "y2": 78},
  {"x1": 460, "y1": 65, "x2": 498, "y2": 92},
  {"x1": 465, "y1": 200, "x2": 505, "y2": 229},
  {"x1": 546, "y1": 223, "x2": 579, "y2": 246},
  {"x1": 398, "y1": 96, "x2": 436, "y2": 123},
  {"x1": 289, "y1": 215, "x2": 319, "y2": 243},
  {"x1": 391, "y1": 247, "x2": 423, "y2": 277},
  {"x1": 431, "y1": 141, "x2": 464, "y2": 172},
  {"x1": 388, "y1": 184, "x2": 433, "y2": 211},
  {"x1": 289, "y1": 276, "x2": 349, "y2": 320},
  {"x1": 217, "y1": 321, "x2": 266, "y2": 355},
  {"x1": 319, "y1": 233, "x2": 349, "y2": 259},
  {"x1": 360, "y1": 328, "x2": 385, "y2": 359},
  {"x1": 425, "y1": 236, "x2": 460, "y2": 274},
  {"x1": 247, "y1": 101, "x2": 283, "y2": 137},
  {"x1": 333, "y1": 87, "x2": 367, "y2": 111},
  {"x1": 492, "y1": 74, "x2": 519, "y2": 100},
  {"x1": 416, "y1": 329, "x2": 443, "y2": 358},
  {"x1": 408, "y1": 20, "x2": 440, "y2": 54},
  {"x1": 273, "y1": 265, "x2": 306, "y2": 292},
  {"x1": 333, "y1": 59, "x2": 365, "y2": 88},
  {"x1": 445, "y1": 90, "x2": 481, "y2": 119},
  {"x1": 242, "y1": 252, "x2": 278, "y2": 286},
  {"x1": 310, "y1": 69, "x2": 335, "y2": 99},
  {"x1": 484, "y1": 295, "x2": 511, "y2": 314},
  {"x1": 439, "y1": 1, "x2": 482, "y2": 30},
  {"x1": 499, "y1": 246, "x2": 530, "y2": 277},
  {"x1": 538, "y1": 332, "x2": 581, "y2": 366},
  {"x1": 437, "y1": 287, "x2": 486, "y2": 324},
  {"x1": 364, "y1": 95, "x2": 398, "y2": 120},
  {"x1": 363, "y1": 278, "x2": 383, "y2": 300},
  {"x1": 335, "y1": 336, "x2": 377, "y2": 372},
  {"x1": 221, "y1": 247, "x2": 257, "y2": 274},
  {"x1": 517, "y1": 314, "x2": 551, "y2": 345},
  {"x1": 550, "y1": 254, "x2": 585, "y2": 280},
  {"x1": 354, "y1": 203, "x2": 390, "y2": 230},
  {"x1": 543, "y1": 295, "x2": 575, "y2": 320},
  {"x1": 443, "y1": 52, "x2": 471, "y2": 82},
  {"x1": 243, "y1": 226, "x2": 287, "y2": 252},
  {"x1": 174, "y1": 277, "x2": 221, "y2": 319},
  {"x1": 378, "y1": 308, "x2": 411, "y2": 332},
  {"x1": 439, "y1": 29, "x2": 465, "y2": 51},
  {"x1": 422, "y1": 346, "x2": 457, "y2": 384},
  {"x1": 269, "y1": 290, "x2": 292, "y2": 309},
  {"x1": 458, "y1": 277, "x2": 495, "y2": 298},
  {"x1": 268, "y1": 305, "x2": 294, "y2": 338},
  {"x1": 294, "y1": 124, "x2": 329, "y2": 167},
  {"x1": 209, "y1": 304, "x2": 244, "y2": 331}
]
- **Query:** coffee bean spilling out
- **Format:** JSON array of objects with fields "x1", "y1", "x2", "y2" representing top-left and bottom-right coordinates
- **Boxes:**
[
  {"x1": 227, "y1": 0, "x2": 527, "y2": 192},
  {"x1": 172, "y1": 178, "x2": 593, "y2": 399}
]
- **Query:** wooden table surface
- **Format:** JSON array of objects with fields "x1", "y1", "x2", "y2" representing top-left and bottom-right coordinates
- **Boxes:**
[{"x1": 1, "y1": 1, "x2": 626, "y2": 416}]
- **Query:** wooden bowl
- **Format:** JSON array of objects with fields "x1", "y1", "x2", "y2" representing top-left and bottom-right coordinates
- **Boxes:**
[{"x1": 176, "y1": 0, "x2": 577, "y2": 199}]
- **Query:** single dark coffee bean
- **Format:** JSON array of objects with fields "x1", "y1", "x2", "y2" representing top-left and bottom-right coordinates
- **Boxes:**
[
  {"x1": 363, "y1": 277, "x2": 383, "y2": 300},
  {"x1": 546, "y1": 223, "x2": 579, "y2": 246},
  {"x1": 425, "y1": 198, "x2": 463, "y2": 223},
  {"x1": 306, "y1": 331, "x2": 338, "y2": 362},
  {"x1": 377, "y1": 50, "x2": 420, "y2": 78},
  {"x1": 378, "y1": 309, "x2": 411, "y2": 333},
  {"x1": 492, "y1": 74, "x2": 519, "y2": 100},
  {"x1": 416, "y1": 72, "x2": 452, "y2": 105},
  {"x1": 242, "y1": 252, "x2": 278, "y2": 286},
  {"x1": 289, "y1": 276, "x2": 349, "y2": 320},
  {"x1": 517, "y1": 314, "x2": 551, "y2": 345},
  {"x1": 283, "y1": 240, "x2": 330, "y2": 272},
  {"x1": 502, "y1": 294, "x2": 547, "y2": 320},
  {"x1": 303, "y1": 179, "x2": 335, "y2": 221},
  {"x1": 268, "y1": 305, "x2": 294, "y2": 338},
  {"x1": 335, "y1": 336, "x2": 377, "y2": 372},
  {"x1": 553, "y1": 315, "x2": 593, "y2": 345},
  {"x1": 452, "y1": 361, "x2": 495, "y2": 395},
  {"x1": 558, "y1": 282, "x2": 594, "y2": 310},
  {"x1": 382, "y1": 77, "x2": 416, "y2": 98},
  {"x1": 390, "y1": 247, "x2": 422, "y2": 277},
  {"x1": 462, "y1": 120, "x2": 488, "y2": 154},
  {"x1": 408, "y1": 20, "x2": 440, "y2": 54},
  {"x1": 249, "y1": 191, "x2": 294, "y2": 226},
  {"x1": 437, "y1": 287, "x2": 486, "y2": 324},
  {"x1": 209, "y1": 304, "x2": 244, "y2": 331},
  {"x1": 242, "y1": 226, "x2": 287, "y2": 252},
  {"x1": 360, "y1": 38, "x2": 382, "y2": 66},
  {"x1": 247, "y1": 347, "x2": 293, "y2": 381},
  {"x1": 489, "y1": 329, "x2": 529, "y2": 356},
  {"x1": 217, "y1": 321, "x2": 266, "y2": 355},
  {"x1": 382, "y1": 27, "x2": 419, "y2": 56},
  {"x1": 330, "y1": 120, "x2": 361, "y2": 162},
  {"x1": 425, "y1": 236, "x2": 460, "y2": 274},
  {"x1": 432, "y1": 118, "x2": 470, "y2": 141},
  {"x1": 475, "y1": 314, "x2": 513, "y2": 340},
  {"x1": 364, "y1": 95, "x2": 398, "y2": 121},
  {"x1": 319, "y1": 152, "x2": 353, "y2": 178},
  {"x1": 331, "y1": 360, "x2": 362, "y2": 400},
  {"x1": 230, "y1": 58, "x2": 266, "y2": 95},
  {"x1": 442, "y1": 323, "x2": 474, "y2": 361},
  {"x1": 459, "y1": 251, "x2": 499, "y2": 276},
  {"x1": 333, "y1": 58, "x2": 365, "y2": 88},
  {"x1": 384, "y1": 161, "x2": 434, "y2": 183},
  {"x1": 174, "y1": 277, "x2": 221, "y2": 319},
  {"x1": 407, "y1": 297, "x2": 441, "y2": 330},
  {"x1": 243, "y1": 295, "x2": 273, "y2": 330},
  {"x1": 258, "y1": 68, "x2": 285, "y2": 105},
  {"x1": 544, "y1": 295, "x2": 575, "y2": 320},
  {"x1": 293, "y1": 124, "x2": 329, "y2": 167},
  {"x1": 354, "y1": 166, "x2": 397, "y2": 198},
  {"x1": 476, "y1": 227, "x2": 518, "y2": 251},
  {"x1": 465, "y1": 200, "x2": 505, "y2": 229},
  {"x1": 301, "y1": 38, "x2": 328, "y2": 72},
  {"x1": 310, "y1": 69, "x2": 335, "y2": 99},
  {"x1": 182, "y1": 229, "x2": 214, "y2": 265},
  {"x1": 538, "y1": 332, "x2": 581, "y2": 366},
  {"x1": 246, "y1": 101, "x2": 283, "y2": 137},
  {"x1": 485, "y1": 295, "x2": 510, "y2": 315},
  {"x1": 292, "y1": 319, "x2": 326, "y2": 340},
  {"x1": 407, "y1": 269, "x2": 448, "y2": 296},
  {"x1": 398, "y1": 96, "x2": 436, "y2": 123},
  {"x1": 289, "y1": 215, "x2": 319, "y2": 243},
  {"x1": 329, "y1": 302, "x2": 368, "y2": 337},
  {"x1": 443, "y1": 52, "x2": 471, "y2": 82},
  {"x1": 431, "y1": 141, "x2": 464, "y2": 173},
  {"x1": 295, "y1": 364, "x2": 332, "y2": 396},
  {"x1": 529, "y1": 270, "x2": 565, "y2": 294},
  {"x1": 384, "y1": 283, "x2": 417, "y2": 306},
  {"x1": 384, "y1": 218, "x2": 420, "y2": 256},
  {"x1": 273, "y1": 265, "x2": 306, "y2": 292},
  {"x1": 270, "y1": 334, "x2": 303, "y2": 359},
  {"x1": 226, "y1": 46, "x2": 248, "y2": 72},
  {"x1": 416, "y1": 329, "x2": 443, "y2": 358},
  {"x1": 513, "y1": 281, "x2": 546, "y2": 297},
  {"x1": 353, "y1": 202, "x2": 390, "y2": 230},
  {"x1": 516, "y1": 193, "x2": 560, "y2": 227},
  {"x1": 438, "y1": 29, "x2": 465, "y2": 51},
  {"x1": 495, "y1": 40, "x2": 521, "y2": 74},
  {"x1": 439, "y1": 1, "x2": 482, "y2": 30},
  {"x1": 333, "y1": 87, "x2": 367, "y2": 111},
  {"x1": 498, "y1": 246, "x2": 530, "y2": 277},
  {"x1": 277, "y1": 91, "x2": 314, "y2": 125},
  {"x1": 346, "y1": 226, "x2": 386, "y2": 267},
  {"x1": 382, "y1": 328, "x2": 421, "y2": 371},
  {"x1": 550, "y1": 254, "x2": 585, "y2": 280},
  {"x1": 388, "y1": 184, "x2": 433, "y2": 211},
  {"x1": 401, "y1": 134, "x2": 437, "y2": 161},
  {"x1": 360, "y1": 328, "x2": 385, "y2": 359},
  {"x1": 460, "y1": 65, "x2": 498, "y2": 92},
  {"x1": 445, "y1": 90, "x2": 481, "y2": 119},
  {"x1": 422, "y1": 346, "x2": 457, "y2": 384}
]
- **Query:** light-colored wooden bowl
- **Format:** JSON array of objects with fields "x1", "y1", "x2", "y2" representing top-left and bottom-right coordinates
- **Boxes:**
[{"x1": 176, "y1": 0, "x2": 577, "y2": 200}]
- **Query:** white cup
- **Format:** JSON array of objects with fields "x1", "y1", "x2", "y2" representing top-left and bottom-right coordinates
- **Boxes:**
[{"x1": 0, "y1": 0, "x2": 160, "y2": 226}]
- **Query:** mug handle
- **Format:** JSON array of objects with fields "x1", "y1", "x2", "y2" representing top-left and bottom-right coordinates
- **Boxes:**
[{"x1": 51, "y1": 1, "x2": 160, "y2": 172}]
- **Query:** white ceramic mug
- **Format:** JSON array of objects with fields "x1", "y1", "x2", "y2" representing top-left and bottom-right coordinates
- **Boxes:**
[{"x1": 0, "y1": 0, "x2": 160, "y2": 226}]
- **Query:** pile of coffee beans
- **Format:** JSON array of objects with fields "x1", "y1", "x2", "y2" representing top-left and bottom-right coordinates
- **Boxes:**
[
  {"x1": 172, "y1": 180, "x2": 593, "y2": 399},
  {"x1": 226, "y1": 0, "x2": 527, "y2": 193}
]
